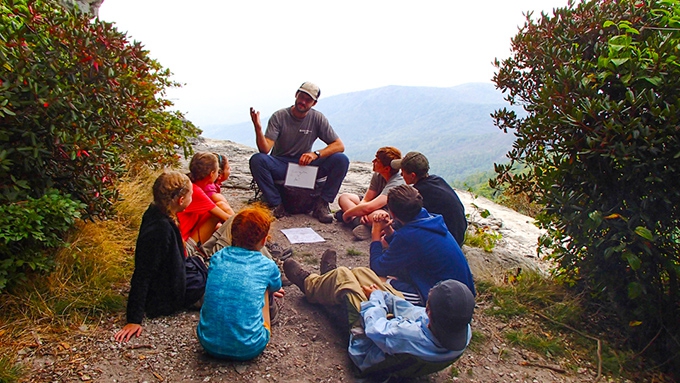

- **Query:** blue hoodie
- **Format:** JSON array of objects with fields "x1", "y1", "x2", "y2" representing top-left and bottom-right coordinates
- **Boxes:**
[{"x1": 370, "y1": 208, "x2": 476, "y2": 302}]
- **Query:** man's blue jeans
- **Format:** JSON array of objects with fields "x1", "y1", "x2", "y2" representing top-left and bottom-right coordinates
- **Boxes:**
[{"x1": 249, "y1": 152, "x2": 350, "y2": 206}]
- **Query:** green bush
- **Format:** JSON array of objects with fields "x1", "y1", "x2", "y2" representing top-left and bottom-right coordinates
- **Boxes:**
[
  {"x1": 0, "y1": 0, "x2": 200, "y2": 291},
  {"x1": 0, "y1": 189, "x2": 84, "y2": 290},
  {"x1": 0, "y1": 0, "x2": 199, "y2": 219},
  {"x1": 464, "y1": 226, "x2": 502, "y2": 253},
  {"x1": 492, "y1": 0, "x2": 680, "y2": 374}
]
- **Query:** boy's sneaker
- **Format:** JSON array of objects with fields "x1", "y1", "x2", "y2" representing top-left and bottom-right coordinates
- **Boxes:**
[
  {"x1": 352, "y1": 225, "x2": 371, "y2": 241},
  {"x1": 283, "y1": 259, "x2": 311, "y2": 293},
  {"x1": 334, "y1": 209, "x2": 345, "y2": 222},
  {"x1": 349, "y1": 216, "x2": 362, "y2": 228},
  {"x1": 320, "y1": 249, "x2": 337, "y2": 274},
  {"x1": 313, "y1": 199, "x2": 333, "y2": 224},
  {"x1": 334, "y1": 209, "x2": 363, "y2": 228}
]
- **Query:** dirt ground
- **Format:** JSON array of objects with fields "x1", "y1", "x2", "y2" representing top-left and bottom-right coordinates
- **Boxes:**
[{"x1": 18, "y1": 181, "x2": 616, "y2": 383}]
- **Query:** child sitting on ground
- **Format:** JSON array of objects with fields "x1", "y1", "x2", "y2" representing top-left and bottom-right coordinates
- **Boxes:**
[
  {"x1": 197, "y1": 154, "x2": 291, "y2": 262},
  {"x1": 283, "y1": 251, "x2": 474, "y2": 378},
  {"x1": 196, "y1": 205, "x2": 285, "y2": 360},
  {"x1": 114, "y1": 171, "x2": 207, "y2": 343},
  {"x1": 202, "y1": 153, "x2": 235, "y2": 217},
  {"x1": 177, "y1": 152, "x2": 232, "y2": 248}
]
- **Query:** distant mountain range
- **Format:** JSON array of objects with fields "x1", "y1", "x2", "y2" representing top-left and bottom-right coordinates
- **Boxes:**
[{"x1": 199, "y1": 83, "x2": 523, "y2": 183}]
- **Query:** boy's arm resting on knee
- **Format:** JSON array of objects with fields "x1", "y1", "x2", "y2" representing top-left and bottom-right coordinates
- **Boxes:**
[
  {"x1": 208, "y1": 192, "x2": 234, "y2": 217},
  {"x1": 362, "y1": 189, "x2": 379, "y2": 204},
  {"x1": 344, "y1": 195, "x2": 387, "y2": 219}
]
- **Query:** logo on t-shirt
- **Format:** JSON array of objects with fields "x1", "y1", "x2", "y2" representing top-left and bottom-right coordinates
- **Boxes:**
[{"x1": 299, "y1": 127, "x2": 312, "y2": 134}]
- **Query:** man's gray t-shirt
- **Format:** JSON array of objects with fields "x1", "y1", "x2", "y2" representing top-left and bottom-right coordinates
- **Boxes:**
[{"x1": 265, "y1": 107, "x2": 339, "y2": 157}]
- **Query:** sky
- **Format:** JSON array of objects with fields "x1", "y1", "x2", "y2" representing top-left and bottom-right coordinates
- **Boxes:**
[{"x1": 98, "y1": 0, "x2": 570, "y2": 128}]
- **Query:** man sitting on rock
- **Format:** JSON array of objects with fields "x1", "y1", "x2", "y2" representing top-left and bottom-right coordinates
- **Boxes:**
[
  {"x1": 249, "y1": 82, "x2": 349, "y2": 223},
  {"x1": 283, "y1": 250, "x2": 474, "y2": 378},
  {"x1": 336, "y1": 146, "x2": 404, "y2": 240},
  {"x1": 370, "y1": 184, "x2": 475, "y2": 305},
  {"x1": 391, "y1": 151, "x2": 467, "y2": 246}
]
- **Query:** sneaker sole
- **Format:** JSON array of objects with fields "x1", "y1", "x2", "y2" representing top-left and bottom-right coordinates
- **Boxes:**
[
  {"x1": 279, "y1": 248, "x2": 293, "y2": 261},
  {"x1": 352, "y1": 225, "x2": 371, "y2": 240}
]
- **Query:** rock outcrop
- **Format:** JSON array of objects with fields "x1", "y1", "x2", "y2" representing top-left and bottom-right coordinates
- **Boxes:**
[{"x1": 58, "y1": 0, "x2": 103, "y2": 16}]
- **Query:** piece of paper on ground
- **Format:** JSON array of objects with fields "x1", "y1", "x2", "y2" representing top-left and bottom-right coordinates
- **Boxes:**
[
  {"x1": 285, "y1": 163, "x2": 318, "y2": 189},
  {"x1": 281, "y1": 228, "x2": 325, "y2": 244}
]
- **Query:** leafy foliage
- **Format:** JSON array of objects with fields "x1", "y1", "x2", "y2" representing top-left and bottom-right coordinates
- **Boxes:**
[
  {"x1": 0, "y1": 0, "x2": 199, "y2": 217},
  {"x1": 492, "y1": 0, "x2": 680, "y2": 373},
  {"x1": 0, "y1": 0, "x2": 200, "y2": 291},
  {"x1": 464, "y1": 225, "x2": 502, "y2": 253},
  {"x1": 0, "y1": 189, "x2": 83, "y2": 291},
  {"x1": 463, "y1": 201, "x2": 502, "y2": 252}
]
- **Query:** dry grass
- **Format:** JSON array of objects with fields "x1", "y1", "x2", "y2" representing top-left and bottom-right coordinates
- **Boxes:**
[{"x1": 0, "y1": 167, "x2": 162, "y2": 381}]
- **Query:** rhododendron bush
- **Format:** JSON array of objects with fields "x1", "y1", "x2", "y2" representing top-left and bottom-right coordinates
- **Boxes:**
[
  {"x1": 0, "y1": 0, "x2": 200, "y2": 290},
  {"x1": 492, "y1": 0, "x2": 680, "y2": 373}
]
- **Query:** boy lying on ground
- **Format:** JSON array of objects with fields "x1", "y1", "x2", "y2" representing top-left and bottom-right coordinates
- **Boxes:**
[{"x1": 283, "y1": 250, "x2": 474, "y2": 379}]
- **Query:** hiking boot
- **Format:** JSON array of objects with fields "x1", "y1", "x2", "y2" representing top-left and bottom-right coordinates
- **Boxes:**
[
  {"x1": 283, "y1": 259, "x2": 310, "y2": 293},
  {"x1": 320, "y1": 249, "x2": 337, "y2": 274},
  {"x1": 275, "y1": 259, "x2": 292, "y2": 286},
  {"x1": 266, "y1": 242, "x2": 293, "y2": 261},
  {"x1": 280, "y1": 274, "x2": 292, "y2": 287},
  {"x1": 352, "y1": 224, "x2": 372, "y2": 241},
  {"x1": 272, "y1": 204, "x2": 288, "y2": 219},
  {"x1": 313, "y1": 199, "x2": 333, "y2": 224}
]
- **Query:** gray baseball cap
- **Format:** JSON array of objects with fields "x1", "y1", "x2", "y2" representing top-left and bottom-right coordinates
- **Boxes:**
[
  {"x1": 428, "y1": 279, "x2": 475, "y2": 351},
  {"x1": 391, "y1": 151, "x2": 429, "y2": 176},
  {"x1": 297, "y1": 82, "x2": 321, "y2": 101}
]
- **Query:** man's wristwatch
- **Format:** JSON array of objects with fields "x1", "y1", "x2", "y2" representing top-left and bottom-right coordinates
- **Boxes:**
[{"x1": 314, "y1": 150, "x2": 321, "y2": 158}]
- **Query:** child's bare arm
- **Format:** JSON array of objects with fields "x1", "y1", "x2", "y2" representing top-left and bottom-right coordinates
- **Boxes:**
[{"x1": 210, "y1": 194, "x2": 235, "y2": 217}]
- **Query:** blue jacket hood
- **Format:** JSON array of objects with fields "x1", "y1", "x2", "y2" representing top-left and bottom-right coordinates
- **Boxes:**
[{"x1": 399, "y1": 208, "x2": 449, "y2": 237}]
